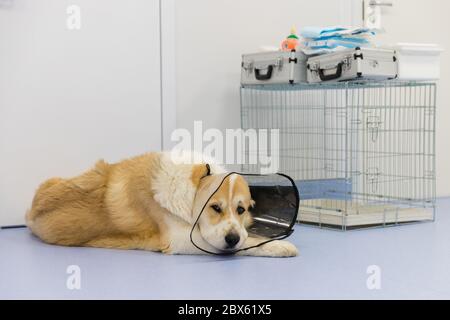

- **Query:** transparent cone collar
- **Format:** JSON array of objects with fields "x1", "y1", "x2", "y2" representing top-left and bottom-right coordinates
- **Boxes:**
[{"x1": 190, "y1": 170, "x2": 300, "y2": 255}]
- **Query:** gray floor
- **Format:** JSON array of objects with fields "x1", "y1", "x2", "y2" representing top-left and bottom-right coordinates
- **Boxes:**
[{"x1": 1, "y1": 199, "x2": 450, "y2": 300}]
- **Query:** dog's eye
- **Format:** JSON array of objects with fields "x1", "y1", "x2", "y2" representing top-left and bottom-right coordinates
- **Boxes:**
[
  {"x1": 237, "y1": 206, "x2": 245, "y2": 215},
  {"x1": 210, "y1": 204, "x2": 221, "y2": 213}
]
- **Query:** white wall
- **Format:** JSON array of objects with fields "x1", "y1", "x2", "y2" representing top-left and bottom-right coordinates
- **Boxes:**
[
  {"x1": 174, "y1": 0, "x2": 450, "y2": 197},
  {"x1": 174, "y1": 0, "x2": 349, "y2": 133},
  {"x1": 1, "y1": 0, "x2": 448, "y2": 227},
  {"x1": 0, "y1": 0, "x2": 162, "y2": 225},
  {"x1": 372, "y1": 0, "x2": 450, "y2": 197}
]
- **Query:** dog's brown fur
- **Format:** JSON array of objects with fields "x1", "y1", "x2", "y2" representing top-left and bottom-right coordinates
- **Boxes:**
[
  {"x1": 26, "y1": 152, "x2": 298, "y2": 257},
  {"x1": 26, "y1": 153, "x2": 208, "y2": 253}
]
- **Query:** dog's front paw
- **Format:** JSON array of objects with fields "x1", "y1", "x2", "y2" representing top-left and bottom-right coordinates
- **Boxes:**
[{"x1": 260, "y1": 240, "x2": 298, "y2": 257}]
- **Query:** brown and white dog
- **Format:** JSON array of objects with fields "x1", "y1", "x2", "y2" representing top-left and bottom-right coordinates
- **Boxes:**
[{"x1": 26, "y1": 152, "x2": 298, "y2": 257}]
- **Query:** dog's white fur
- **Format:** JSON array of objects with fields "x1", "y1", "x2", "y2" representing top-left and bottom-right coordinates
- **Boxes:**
[{"x1": 26, "y1": 151, "x2": 298, "y2": 257}]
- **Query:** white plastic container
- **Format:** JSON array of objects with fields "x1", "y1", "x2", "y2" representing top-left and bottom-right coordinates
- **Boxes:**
[{"x1": 394, "y1": 43, "x2": 444, "y2": 80}]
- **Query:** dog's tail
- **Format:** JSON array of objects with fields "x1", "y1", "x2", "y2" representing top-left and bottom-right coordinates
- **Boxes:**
[
  {"x1": 25, "y1": 177, "x2": 65, "y2": 228},
  {"x1": 25, "y1": 160, "x2": 110, "y2": 228}
]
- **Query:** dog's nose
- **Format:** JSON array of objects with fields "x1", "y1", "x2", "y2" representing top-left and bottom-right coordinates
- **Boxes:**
[{"x1": 225, "y1": 233, "x2": 240, "y2": 248}]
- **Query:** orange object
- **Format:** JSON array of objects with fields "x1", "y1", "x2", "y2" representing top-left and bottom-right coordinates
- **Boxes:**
[
  {"x1": 281, "y1": 26, "x2": 299, "y2": 51},
  {"x1": 281, "y1": 38, "x2": 299, "y2": 51}
]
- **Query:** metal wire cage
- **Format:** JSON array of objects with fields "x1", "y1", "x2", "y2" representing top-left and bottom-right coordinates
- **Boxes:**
[{"x1": 240, "y1": 81, "x2": 436, "y2": 230}]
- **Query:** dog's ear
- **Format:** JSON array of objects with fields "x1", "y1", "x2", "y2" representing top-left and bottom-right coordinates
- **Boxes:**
[
  {"x1": 244, "y1": 201, "x2": 255, "y2": 228},
  {"x1": 191, "y1": 164, "x2": 211, "y2": 188},
  {"x1": 249, "y1": 199, "x2": 256, "y2": 210}
]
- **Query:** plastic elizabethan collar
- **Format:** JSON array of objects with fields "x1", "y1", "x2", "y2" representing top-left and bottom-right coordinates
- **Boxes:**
[{"x1": 190, "y1": 171, "x2": 299, "y2": 255}]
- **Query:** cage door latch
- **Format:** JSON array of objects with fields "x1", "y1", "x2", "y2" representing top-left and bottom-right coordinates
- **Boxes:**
[
  {"x1": 367, "y1": 115, "x2": 382, "y2": 142},
  {"x1": 366, "y1": 167, "x2": 380, "y2": 193}
]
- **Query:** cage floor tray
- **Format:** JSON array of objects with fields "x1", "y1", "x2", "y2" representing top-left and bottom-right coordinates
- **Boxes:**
[{"x1": 298, "y1": 199, "x2": 433, "y2": 228}]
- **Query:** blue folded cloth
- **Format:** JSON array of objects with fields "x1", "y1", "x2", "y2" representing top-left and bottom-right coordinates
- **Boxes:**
[
  {"x1": 305, "y1": 37, "x2": 370, "y2": 48},
  {"x1": 301, "y1": 26, "x2": 347, "y2": 39},
  {"x1": 300, "y1": 26, "x2": 376, "y2": 55},
  {"x1": 301, "y1": 26, "x2": 375, "y2": 39}
]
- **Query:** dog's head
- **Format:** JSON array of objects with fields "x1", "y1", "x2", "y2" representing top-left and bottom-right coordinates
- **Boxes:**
[{"x1": 194, "y1": 172, "x2": 254, "y2": 252}]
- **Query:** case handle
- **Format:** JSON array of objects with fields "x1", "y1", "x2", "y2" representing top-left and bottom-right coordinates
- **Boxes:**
[
  {"x1": 254, "y1": 65, "x2": 274, "y2": 81},
  {"x1": 318, "y1": 62, "x2": 343, "y2": 81}
]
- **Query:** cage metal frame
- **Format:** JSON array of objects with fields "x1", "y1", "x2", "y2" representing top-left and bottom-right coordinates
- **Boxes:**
[{"x1": 240, "y1": 81, "x2": 436, "y2": 230}]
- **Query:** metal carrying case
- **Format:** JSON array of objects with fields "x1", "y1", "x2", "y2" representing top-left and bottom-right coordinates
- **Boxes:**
[
  {"x1": 241, "y1": 50, "x2": 308, "y2": 85},
  {"x1": 306, "y1": 47, "x2": 398, "y2": 83}
]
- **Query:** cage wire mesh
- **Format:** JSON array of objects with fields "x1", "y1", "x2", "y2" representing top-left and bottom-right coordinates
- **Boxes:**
[{"x1": 240, "y1": 81, "x2": 436, "y2": 230}]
